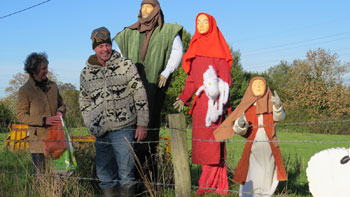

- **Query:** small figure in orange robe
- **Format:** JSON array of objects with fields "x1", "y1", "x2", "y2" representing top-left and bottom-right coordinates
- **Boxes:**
[{"x1": 214, "y1": 77, "x2": 288, "y2": 196}]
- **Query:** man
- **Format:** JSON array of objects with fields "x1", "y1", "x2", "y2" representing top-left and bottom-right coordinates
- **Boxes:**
[
  {"x1": 79, "y1": 27, "x2": 149, "y2": 196},
  {"x1": 113, "y1": 0, "x2": 183, "y2": 184},
  {"x1": 17, "y1": 52, "x2": 66, "y2": 174}
]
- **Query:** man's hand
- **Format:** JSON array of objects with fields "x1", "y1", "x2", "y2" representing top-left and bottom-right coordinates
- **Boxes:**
[
  {"x1": 237, "y1": 113, "x2": 247, "y2": 128},
  {"x1": 135, "y1": 126, "x2": 147, "y2": 142},
  {"x1": 158, "y1": 74, "x2": 167, "y2": 88},
  {"x1": 270, "y1": 90, "x2": 281, "y2": 109},
  {"x1": 173, "y1": 97, "x2": 184, "y2": 112},
  {"x1": 45, "y1": 116, "x2": 61, "y2": 126}
]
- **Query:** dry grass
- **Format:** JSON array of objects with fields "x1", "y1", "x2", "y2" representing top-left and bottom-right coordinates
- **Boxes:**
[
  {"x1": 4, "y1": 130, "x2": 345, "y2": 196},
  {"x1": 127, "y1": 138, "x2": 175, "y2": 196}
]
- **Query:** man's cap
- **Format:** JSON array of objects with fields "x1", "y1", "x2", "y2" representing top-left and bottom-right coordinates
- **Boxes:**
[{"x1": 91, "y1": 27, "x2": 112, "y2": 49}]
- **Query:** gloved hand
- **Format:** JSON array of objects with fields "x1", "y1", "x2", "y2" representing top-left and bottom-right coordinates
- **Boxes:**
[
  {"x1": 237, "y1": 113, "x2": 247, "y2": 128},
  {"x1": 158, "y1": 74, "x2": 167, "y2": 88},
  {"x1": 173, "y1": 97, "x2": 184, "y2": 112},
  {"x1": 270, "y1": 90, "x2": 281, "y2": 109}
]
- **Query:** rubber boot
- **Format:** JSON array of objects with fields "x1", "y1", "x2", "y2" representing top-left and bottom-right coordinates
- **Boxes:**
[{"x1": 102, "y1": 186, "x2": 119, "y2": 197}]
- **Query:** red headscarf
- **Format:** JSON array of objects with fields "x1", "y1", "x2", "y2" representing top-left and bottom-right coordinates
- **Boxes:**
[{"x1": 182, "y1": 13, "x2": 233, "y2": 73}]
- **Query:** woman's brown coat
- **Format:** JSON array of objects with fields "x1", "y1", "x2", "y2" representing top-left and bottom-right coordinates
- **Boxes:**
[{"x1": 16, "y1": 76, "x2": 65, "y2": 153}]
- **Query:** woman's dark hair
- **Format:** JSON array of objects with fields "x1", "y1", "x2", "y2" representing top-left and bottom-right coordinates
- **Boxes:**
[{"x1": 24, "y1": 52, "x2": 49, "y2": 76}]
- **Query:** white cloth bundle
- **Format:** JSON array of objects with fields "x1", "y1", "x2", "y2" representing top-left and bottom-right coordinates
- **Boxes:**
[{"x1": 195, "y1": 65, "x2": 229, "y2": 127}]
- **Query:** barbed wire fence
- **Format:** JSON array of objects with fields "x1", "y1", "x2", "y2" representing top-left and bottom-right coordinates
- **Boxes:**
[
  {"x1": 1, "y1": 117, "x2": 350, "y2": 196},
  {"x1": 0, "y1": 169, "x2": 277, "y2": 196}
]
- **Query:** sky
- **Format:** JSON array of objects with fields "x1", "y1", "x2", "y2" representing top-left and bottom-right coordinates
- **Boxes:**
[{"x1": 1, "y1": 0, "x2": 350, "y2": 98}]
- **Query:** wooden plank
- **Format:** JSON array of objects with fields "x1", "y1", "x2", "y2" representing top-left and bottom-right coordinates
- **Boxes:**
[{"x1": 168, "y1": 113, "x2": 191, "y2": 196}]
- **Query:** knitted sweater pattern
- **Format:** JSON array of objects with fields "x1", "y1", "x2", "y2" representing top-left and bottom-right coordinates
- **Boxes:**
[{"x1": 79, "y1": 51, "x2": 149, "y2": 137}]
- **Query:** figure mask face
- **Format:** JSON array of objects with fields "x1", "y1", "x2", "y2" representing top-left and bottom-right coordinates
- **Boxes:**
[
  {"x1": 141, "y1": 4, "x2": 154, "y2": 18},
  {"x1": 197, "y1": 14, "x2": 209, "y2": 34},
  {"x1": 251, "y1": 79, "x2": 266, "y2": 97}
]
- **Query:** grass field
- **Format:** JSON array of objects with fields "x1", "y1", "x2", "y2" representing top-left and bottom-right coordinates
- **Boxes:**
[
  {"x1": 0, "y1": 132, "x2": 8, "y2": 147},
  {"x1": 160, "y1": 128, "x2": 350, "y2": 167},
  {"x1": 160, "y1": 129, "x2": 350, "y2": 196},
  {"x1": 1, "y1": 128, "x2": 350, "y2": 196}
]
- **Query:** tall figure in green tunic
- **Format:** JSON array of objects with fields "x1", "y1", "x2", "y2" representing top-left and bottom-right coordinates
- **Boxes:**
[{"x1": 114, "y1": 0, "x2": 183, "y2": 185}]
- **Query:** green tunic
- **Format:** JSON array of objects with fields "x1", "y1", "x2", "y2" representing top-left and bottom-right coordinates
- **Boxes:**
[
  {"x1": 114, "y1": 24, "x2": 182, "y2": 83},
  {"x1": 114, "y1": 23, "x2": 183, "y2": 130}
]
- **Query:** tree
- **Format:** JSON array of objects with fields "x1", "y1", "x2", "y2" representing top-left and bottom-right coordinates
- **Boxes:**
[
  {"x1": 58, "y1": 83, "x2": 84, "y2": 128},
  {"x1": 0, "y1": 101, "x2": 15, "y2": 132},
  {"x1": 59, "y1": 83, "x2": 76, "y2": 92},
  {"x1": 229, "y1": 50, "x2": 250, "y2": 109},
  {"x1": 5, "y1": 72, "x2": 28, "y2": 96},
  {"x1": 283, "y1": 48, "x2": 350, "y2": 133},
  {"x1": 264, "y1": 61, "x2": 292, "y2": 101},
  {"x1": 5, "y1": 72, "x2": 29, "y2": 114},
  {"x1": 162, "y1": 29, "x2": 192, "y2": 125},
  {"x1": 181, "y1": 29, "x2": 191, "y2": 53}
]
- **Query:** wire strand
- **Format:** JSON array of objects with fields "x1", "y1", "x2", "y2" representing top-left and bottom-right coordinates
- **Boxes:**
[{"x1": 0, "y1": 0, "x2": 52, "y2": 20}]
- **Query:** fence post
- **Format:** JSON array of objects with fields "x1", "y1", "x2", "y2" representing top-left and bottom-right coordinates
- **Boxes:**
[{"x1": 168, "y1": 113, "x2": 191, "y2": 196}]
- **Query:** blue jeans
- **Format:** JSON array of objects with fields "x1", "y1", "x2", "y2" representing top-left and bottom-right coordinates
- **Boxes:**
[{"x1": 95, "y1": 125, "x2": 135, "y2": 189}]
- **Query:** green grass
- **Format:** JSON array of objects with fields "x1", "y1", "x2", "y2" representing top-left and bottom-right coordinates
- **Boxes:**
[
  {"x1": 160, "y1": 129, "x2": 350, "y2": 196},
  {"x1": 228, "y1": 132, "x2": 350, "y2": 196},
  {"x1": 0, "y1": 132, "x2": 8, "y2": 147},
  {"x1": 0, "y1": 140, "x2": 97, "y2": 196},
  {"x1": 160, "y1": 128, "x2": 350, "y2": 167},
  {"x1": 0, "y1": 149, "x2": 34, "y2": 196},
  {"x1": 277, "y1": 132, "x2": 350, "y2": 162},
  {"x1": 1, "y1": 129, "x2": 350, "y2": 196},
  {"x1": 69, "y1": 127, "x2": 90, "y2": 136}
]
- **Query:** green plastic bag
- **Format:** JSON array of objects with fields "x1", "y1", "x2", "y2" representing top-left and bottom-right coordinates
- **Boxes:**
[{"x1": 52, "y1": 117, "x2": 77, "y2": 175}]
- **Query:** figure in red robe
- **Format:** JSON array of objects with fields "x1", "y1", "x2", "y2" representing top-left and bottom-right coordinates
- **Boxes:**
[
  {"x1": 173, "y1": 12, "x2": 232, "y2": 195},
  {"x1": 214, "y1": 77, "x2": 288, "y2": 196}
]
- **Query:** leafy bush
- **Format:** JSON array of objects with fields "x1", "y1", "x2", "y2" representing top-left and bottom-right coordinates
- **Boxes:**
[{"x1": 0, "y1": 103, "x2": 15, "y2": 133}]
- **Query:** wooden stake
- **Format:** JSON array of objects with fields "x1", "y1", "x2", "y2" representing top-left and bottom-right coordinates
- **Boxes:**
[{"x1": 168, "y1": 113, "x2": 191, "y2": 196}]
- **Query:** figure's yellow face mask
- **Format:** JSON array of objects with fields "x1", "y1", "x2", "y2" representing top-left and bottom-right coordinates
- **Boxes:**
[
  {"x1": 197, "y1": 14, "x2": 209, "y2": 34},
  {"x1": 141, "y1": 4, "x2": 154, "y2": 18},
  {"x1": 252, "y1": 79, "x2": 266, "y2": 97}
]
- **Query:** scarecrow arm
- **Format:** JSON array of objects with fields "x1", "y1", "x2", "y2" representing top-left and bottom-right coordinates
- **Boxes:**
[
  {"x1": 273, "y1": 105, "x2": 286, "y2": 122},
  {"x1": 159, "y1": 34, "x2": 183, "y2": 87},
  {"x1": 271, "y1": 91, "x2": 286, "y2": 121},
  {"x1": 233, "y1": 113, "x2": 248, "y2": 136}
]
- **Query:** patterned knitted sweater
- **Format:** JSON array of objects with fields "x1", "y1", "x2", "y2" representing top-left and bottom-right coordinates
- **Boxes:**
[{"x1": 79, "y1": 51, "x2": 149, "y2": 137}]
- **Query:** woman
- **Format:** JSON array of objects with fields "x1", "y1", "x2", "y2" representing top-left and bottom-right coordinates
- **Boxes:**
[
  {"x1": 173, "y1": 13, "x2": 232, "y2": 195},
  {"x1": 16, "y1": 52, "x2": 65, "y2": 174},
  {"x1": 214, "y1": 77, "x2": 287, "y2": 196}
]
